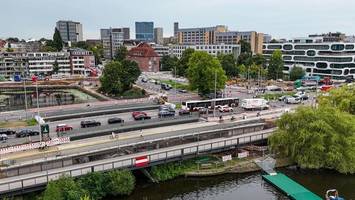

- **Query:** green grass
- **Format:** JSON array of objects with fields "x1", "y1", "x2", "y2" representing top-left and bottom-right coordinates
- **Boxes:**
[
  {"x1": 26, "y1": 118, "x2": 38, "y2": 126},
  {"x1": 118, "y1": 87, "x2": 147, "y2": 99},
  {"x1": 158, "y1": 79, "x2": 191, "y2": 91}
]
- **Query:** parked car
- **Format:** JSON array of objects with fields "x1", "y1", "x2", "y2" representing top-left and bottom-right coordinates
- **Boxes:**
[
  {"x1": 16, "y1": 129, "x2": 40, "y2": 138},
  {"x1": 158, "y1": 110, "x2": 175, "y2": 118},
  {"x1": 0, "y1": 134, "x2": 8, "y2": 141},
  {"x1": 178, "y1": 109, "x2": 190, "y2": 116},
  {"x1": 80, "y1": 120, "x2": 101, "y2": 128},
  {"x1": 161, "y1": 83, "x2": 172, "y2": 90},
  {"x1": 286, "y1": 97, "x2": 301, "y2": 104},
  {"x1": 108, "y1": 117, "x2": 124, "y2": 124},
  {"x1": 294, "y1": 93, "x2": 309, "y2": 100},
  {"x1": 217, "y1": 105, "x2": 233, "y2": 112},
  {"x1": 132, "y1": 111, "x2": 151, "y2": 120},
  {"x1": 56, "y1": 124, "x2": 73, "y2": 132},
  {"x1": 0, "y1": 128, "x2": 16, "y2": 135},
  {"x1": 178, "y1": 89, "x2": 187, "y2": 93}
]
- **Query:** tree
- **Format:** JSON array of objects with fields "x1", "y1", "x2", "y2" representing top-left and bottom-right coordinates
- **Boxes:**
[
  {"x1": 270, "y1": 39, "x2": 279, "y2": 43},
  {"x1": 252, "y1": 54, "x2": 266, "y2": 67},
  {"x1": 249, "y1": 64, "x2": 267, "y2": 79},
  {"x1": 217, "y1": 54, "x2": 238, "y2": 78},
  {"x1": 237, "y1": 64, "x2": 247, "y2": 78},
  {"x1": 78, "y1": 172, "x2": 106, "y2": 200},
  {"x1": 89, "y1": 44, "x2": 104, "y2": 65},
  {"x1": 318, "y1": 85, "x2": 355, "y2": 115},
  {"x1": 100, "y1": 61, "x2": 141, "y2": 95},
  {"x1": 187, "y1": 51, "x2": 227, "y2": 95},
  {"x1": 176, "y1": 48, "x2": 195, "y2": 77},
  {"x1": 107, "y1": 170, "x2": 135, "y2": 196},
  {"x1": 267, "y1": 49, "x2": 284, "y2": 80},
  {"x1": 160, "y1": 55, "x2": 178, "y2": 71},
  {"x1": 114, "y1": 45, "x2": 128, "y2": 62},
  {"x1": 53, "y1": 28, "x2": 63, "y2": 51},
  {"x1": 289, "y1": 65, "x2": 305, "y2": 81},
  {"x1": 6, "y1": 37, "x2": 19, "y2": 43},
  {"x1": 52, "y1": 60, "x2": 59, "y2": 74},
  {"x1": 42, "y1": 176, "x2": 85, "y2": 200},
  {"x1": 238, "y1": 39, "x2": 252, "y2": 53},
  {"x1": 5, "y1": 48, "x2": 14, "y2": 52},
  {"x1": 237, "y1": 40, "x2": 253, "y2": 66},
  {"x1": 73, "y1": 41, "x2": 90, "y2": 50}
]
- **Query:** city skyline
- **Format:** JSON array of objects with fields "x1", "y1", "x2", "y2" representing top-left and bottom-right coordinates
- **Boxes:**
[{"x1": 1, "y1": 0, "x2": 355, "y2": 40}]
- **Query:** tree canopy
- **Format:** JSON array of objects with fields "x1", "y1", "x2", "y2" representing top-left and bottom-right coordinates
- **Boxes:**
[
  {"x1": 267, "y1": 49, "x2": 284, "y2": 80},
  {"x1": 53, "y1": 28, "x2": 63, "y2": 51},
  {"x1": 175, "y1": 48, "x2": 195, "y2": 77},
  {"x1": 289, "y1": 65, "x2": 305, "y2": 81},
  {"x1": 217, "y1": 54, "x2": 238, "y2": 78},
  {"x1": 187, "y1": 51, "x2": 227, "y2": 95},
  {"x1": 269, "y1": 85, "x2": 355, "y2": 174},
  {"x1": 160, "y1": 55, "x2": 179, "y2": 72},
  {"x1": 114, "y1": 45, "x2": 128, "y2": 62},
  {"x1": 99, "y1": 60, "x2": 141, "y2": 95}
]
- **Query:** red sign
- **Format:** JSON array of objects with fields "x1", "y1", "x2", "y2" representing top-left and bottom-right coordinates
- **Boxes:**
[
  {"x1": 135, "y1": 156, "x2": 149, "y2": 167},
  {"x1": 31, "y1": 75, "x2": 38, "y2": 83}
]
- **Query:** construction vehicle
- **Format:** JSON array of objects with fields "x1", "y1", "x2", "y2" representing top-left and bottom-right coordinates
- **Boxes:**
[{"x1": 153, "y1": 94, "x2": 168, "y2": 105}]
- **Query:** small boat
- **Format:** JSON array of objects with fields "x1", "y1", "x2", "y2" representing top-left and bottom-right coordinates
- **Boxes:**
[{"x1": 325, "y1": 189, "x2": 344, "y2": 200}]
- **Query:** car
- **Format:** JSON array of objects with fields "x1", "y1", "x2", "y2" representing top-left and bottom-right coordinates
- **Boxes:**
[
  {"x1": 178, "y1": 109, "x2": 190, "y2": 116},
  {"x1": 108, "y1": 117, "x2": 124, "y2": 124},
  {"x1": 294, "y1": 94, "x2": 309, "y2": 100},
  {"x1": 0, "y1": 128, "x2": 16, "y2": 135},
  {"x1": 178, "y1": 89, "x2": 187, "y2": 93},
  {"x1": 0, "y1": 134, "x2": 8, "y2": 141},
  {"x1": 218, "y1": 105, "x2": 234, "y2": 112},
  {"x1": 80, "y1": 120, "x2": 101, "y2": 128},
  {"x1": 285, "y1": 97, "x2": 301, "y2": 104},
  {"x1": 161, "y1": 83, "x2": 172, "y2": 90},
  {"x1": 16, "y1": 129, "x2": 40, "y2": 138},
  {"x1": 158, "y1": 110, "x2": 175, "y2": 118},
  {"x1": 56, "y1": 124, "x2": 73, "y2": 132},
  {"x1": 141, "y1": 78, "x2": 148, "y2": 83},
  {"x1": 132, "y1": 111, "x2": 151, "y2": 120}
]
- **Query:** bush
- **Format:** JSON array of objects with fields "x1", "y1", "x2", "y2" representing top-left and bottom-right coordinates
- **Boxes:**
[
  {"x1": 78, "y1": 172, "x2": 106, "y2": 200},
  {"x1": 107, "y1": 170, "x2": 135, "y2": 196},
  {"x1": 151, "y1": 160, "x2": 197, "y2": 181},
  {"x1": 42, "y1": 176, "x2": 85, "y2": 200}
]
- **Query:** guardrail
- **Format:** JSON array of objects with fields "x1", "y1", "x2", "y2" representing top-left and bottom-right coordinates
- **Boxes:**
[{"x1": 0, "y1": 129, "x2": 273, "y2": 195}]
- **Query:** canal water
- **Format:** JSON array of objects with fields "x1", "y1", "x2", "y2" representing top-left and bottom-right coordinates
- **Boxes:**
[
  {"x1": 0, "y1": 89, "x2": 97, "y2": 112},
  {"x1": 116, "y1": 168, "x2": 355, "y2": 200}
]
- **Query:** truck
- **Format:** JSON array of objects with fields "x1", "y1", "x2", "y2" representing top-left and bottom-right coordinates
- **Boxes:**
[{"x1": 240, "y1": 99, "x2": 269, "y2": 110}]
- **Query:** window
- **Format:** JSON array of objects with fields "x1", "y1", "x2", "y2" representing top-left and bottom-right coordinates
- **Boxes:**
[
  {"x1": 283, "y1": 44, "x2": 293, "y2": 50},
  {"x1": 331, "y1": 44, "x2": 345, "y2": 51},
  {"x1": 306, "y1": 50, "x2": 316, "y2": 56},
  {"x1": 345, "y1": 44, "x2": 354, "y2": 50},
  {"x1": 316, "y1": 62, "x2": 327, "y2": 68},
  {"x1": 294, "y1": 45, "x2": 329, "y2": 50},
  {"x1": 268, "y1": 45, "x2": 282, "y2": 49}
]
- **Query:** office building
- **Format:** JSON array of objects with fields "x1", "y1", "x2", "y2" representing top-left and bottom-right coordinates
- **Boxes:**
[
  {"x1": 150, "y1": 44, "x2": 170, "y2": 57},
  {"x1": 163, "y1": 37, "x2": 178, "y2": 45},
  {"x1": 174, "y1": 22, "x2": 179, "y2": 37},
  {"x1": 263, "y1": 41, "x2": 355, "y2": 79},
  {"x1": 215, "y1": 31, "x2": 264, "y2": 54},
  {"x1": 177, "y1": 25, "x2": 228, "y2": 45},
  {"x1": 154, "y1": 27, "x2": 164, "y2": 45},
  {"x1": 308, "y1": 32, "x2": 346, "y2": 42},
  {"x1": 100, "y1": 28, "x2": 125, "y2": 59},
  {"x1": 127, "y1": 43, "x2": 160, "y2": 72},
  {"x1": 135, "y1": 22, "x2": 154, "y2": 42},
  {"x1": 56, "y1": 20, "x2": 83, "y2": 43},
  {"x1": 170, "y1": 44, "x2": 241, "y2": 60}
]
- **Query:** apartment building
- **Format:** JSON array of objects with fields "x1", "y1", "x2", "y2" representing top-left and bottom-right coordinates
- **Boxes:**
[
  {"x1": 177, "y1": 25, "x2": 228, "y2": 45},
  {"x1": 150, "y1": 44, "x2": 170, "y2": 57},
  {"x1": 27, "y1": 52, "x2": 71, "y2": 76},
  {"x1": 263, "y1": 41, "x2": 355, "y2": 79},
  {"x1": 56, "y1": 20, "x2": 83, "y2": 43},
  {"x1": 171, "y1": 44, "x2": 241, "y2": 60},
  {"x1": 100, "y1": 28, "x2": 125, "y2": 59},
  {"x1": 68, "y1": 48, "x2": 96, "y2": 76},
  {"x1": 0, "y1": 52, "x2": 27, "y2": 78},
  {"x1": 215, "y1": 31, "x2": 264, "y2": 54}
]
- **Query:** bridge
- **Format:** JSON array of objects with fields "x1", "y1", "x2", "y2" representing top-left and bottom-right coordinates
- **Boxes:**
[{"x1": 0, "y1": 118, "x2": 274, "y2": 196}]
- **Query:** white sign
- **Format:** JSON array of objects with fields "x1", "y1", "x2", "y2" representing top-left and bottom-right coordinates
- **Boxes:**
[
  {"x1": 237, "y1": 151, "x2": 249, "y2": 158},
  {"x1": 222, "y1": 154, "x2": 232, "y2": 162},
  {"x1": 0, "y1": 137, "x2": 70, "y2": 155},
  {"x1": 35, "y1": 115, "x2": 46, "y2": 125}
]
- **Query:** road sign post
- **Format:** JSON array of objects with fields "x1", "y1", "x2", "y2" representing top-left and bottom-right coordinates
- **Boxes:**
[{"x1": 40, "y1": 124, "x2": 50, "y2": 140}]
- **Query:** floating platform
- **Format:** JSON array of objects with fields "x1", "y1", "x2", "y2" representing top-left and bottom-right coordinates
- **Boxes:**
[{"x1": 262, "y1": 173, "x2": 322, "y2": 200}]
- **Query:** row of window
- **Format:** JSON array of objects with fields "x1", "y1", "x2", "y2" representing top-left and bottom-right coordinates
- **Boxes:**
[
  {"x1": 293, "y1": 56, "x2": 353, "y2": 62},
  {"x1": 264, "y1": 44, "x2": 355, "y2": 51}
]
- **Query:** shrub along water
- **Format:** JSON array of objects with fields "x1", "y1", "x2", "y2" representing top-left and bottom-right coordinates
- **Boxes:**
[{"x1": 150, "y1": 159, "x2": 198, "y2": 181}]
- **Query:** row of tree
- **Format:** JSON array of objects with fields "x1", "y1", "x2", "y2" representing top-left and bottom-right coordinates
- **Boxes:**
[
  {"x1": 269, "y1": 85, "x2": 355, "y2": 174},
  {"x1": 42, "y1": 170, "x2": 135, "y2": 200}
]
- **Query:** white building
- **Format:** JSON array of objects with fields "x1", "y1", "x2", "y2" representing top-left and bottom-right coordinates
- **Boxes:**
[
  {"x1": 263, "y1": 42, "x2": 355, "y2": 79},
  {"x1": 100, "y1": 28, "x2": 125, "y2": 59},
  {"x1": 170, "y1": 44, "x2": 241, "y2": 59},
  {"x1": 27, "y1": 52, "x2": 71, "y2": 76}
]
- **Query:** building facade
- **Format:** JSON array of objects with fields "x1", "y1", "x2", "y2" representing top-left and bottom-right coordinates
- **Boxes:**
[
  {"x1": 174, "y1": 22, "x2": 179, "y2": 37},
  {"x1": 154, "y1": 27, "x2": 164, "y2": 45},
  {"x1": 135, "y1": 22, "x2": 154, "y2": 42},
  {"x1": 150, "y1": 44, "x2": 170, "y2": 57},
  {"x1": 100, "y1": 28, "x2": 125, "y2": 59},
  {"x1": 215, "y1": 31, "x2": 264, "y2": 54},
  {"x1": 177, "y1": 25, "x2": 228, "y2": 45},
  {"x1": 27, "y1": 52, "x2": 71, "y2": 76},
  {"x1": 263, "y1": 42, "x2": 355, "y2": 79},
  {"x1": 56, "y1": 20, "x2": 83, "y2": 43},
  {"x1": 170, "y1": 44, "x2": 241, "y2": 60},
  {"x1": 0, "y1": 52, "x2": 27, "y2": 78},
  {"x1": 68, "y1": 48, "x2": 96, "y2": 76},
  {"x1": 127, "y1": 43, "x2": 160, "y2": 72}
]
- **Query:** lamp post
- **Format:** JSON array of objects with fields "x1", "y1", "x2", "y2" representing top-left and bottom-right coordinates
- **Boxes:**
[
  {"x1": 213, "y1": 70, "x2": 217, "y2": 118},
  {"x1": 23, "y1": 79, "x2": 28, "y2": 119}
]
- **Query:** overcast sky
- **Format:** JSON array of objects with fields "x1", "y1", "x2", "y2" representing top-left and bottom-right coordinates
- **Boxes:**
[{"x1": 1, "y1": 0, "x2": 355, "y2": 40}]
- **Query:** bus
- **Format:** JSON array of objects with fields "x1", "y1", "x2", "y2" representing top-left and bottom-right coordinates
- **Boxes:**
[{"x1": 182, "y1": 97, "x2": 239, "y2": 111}]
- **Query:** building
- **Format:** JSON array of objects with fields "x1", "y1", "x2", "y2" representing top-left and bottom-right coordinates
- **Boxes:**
[
  {"x1": 163, "y1": 37, "x2": 178, "y2": 45},
  {"x1": 135, "y1": 22, "x2": 154, "y2": 42},
  {"x1": 170, "y1": 44, "x2": 241, "y2": 60},
  {"x1": 177, "y1": 25, "x2": 228, "y2": 45},
  {"x1": 0, "y1": 52, "x2": 27, "y2": 78},
  {"x1": 215, "y1": 31, "x2": 264, "y2": 54},
  {"x1": 308, "y1": 32, "x2": 346, "y2": 42},
  {"x1": 174, "y1": 22, "x2": 179, "y2": 37},
  {"x1": 56, "y1": 20, "x2": 83, "y2": 43},
  {"x1": 154, "y1": 27, "x2": 164, "y2": 45},
  {"x1": 68, "y1": 48, "x2": 96, "y2": 76},
  {"x1": 86, "y1": 39, "x2": 102, "y2": 46},
  {"x1": 27, "y1": 52, "x2": 71, "y2": 76},
  {"x1": 127, "y1": 43, "x2": 160, "y2": 72},
  {"x1": 150, "y1": 44, "x2": 170, "y2": 57},
  {"x1": 100, "y1": 28, "x2": 125, "y2": 59},
  {"x1": 263, "y1": 42, "x2": 355, "y2": 79},
  {"x1": 263, "y1": 34, "x2": 272, "y2": 43}
]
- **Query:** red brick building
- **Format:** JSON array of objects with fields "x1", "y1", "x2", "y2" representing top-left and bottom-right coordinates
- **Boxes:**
[{"x1": 127, "y1": 43, "x2": 160, "y2": 72}]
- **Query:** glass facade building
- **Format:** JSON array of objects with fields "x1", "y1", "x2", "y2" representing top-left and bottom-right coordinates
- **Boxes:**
[{"x1": 135, "y1": 22, "x2": 154, "y2": 42}]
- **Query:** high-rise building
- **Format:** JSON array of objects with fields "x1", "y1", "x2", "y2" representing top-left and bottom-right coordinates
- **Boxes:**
[
  {"x1": 177, "y1": 25, "x2": 228, "y2": 45},
  {"x1": 154, "y1": 27, "x2": 164, "y2": 45},
  {"x1": 215, "y1": 31, "x2": 264, "y2": 54},
  {"x1": 174, "y1": 22, "x2": 179, "y2": 37},
  {"x1": 56, "y1": 20, "x2": 83, "y2": 43},
  {"x1": 135, "y1": 22, "x2": 154, "y2": 42},
  {"x1": 100, "y1": 28, "x2": 125, "y2": 59},
  {"x1": 263, "y1": 41, "x2": 355, "y2": 79}
]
